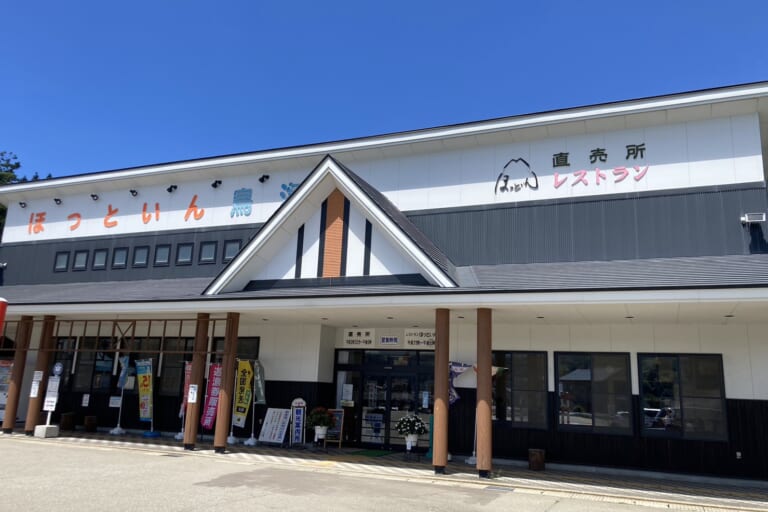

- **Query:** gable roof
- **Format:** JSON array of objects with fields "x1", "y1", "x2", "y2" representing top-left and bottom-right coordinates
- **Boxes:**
[{"x1": 204, "y1": 155, "x2": 457, "y2": 295}]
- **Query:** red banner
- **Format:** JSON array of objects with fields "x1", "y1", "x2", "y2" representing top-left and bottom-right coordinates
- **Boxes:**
[{"x1": 200, "y1": 363, "x2": 222, "y2": 430}]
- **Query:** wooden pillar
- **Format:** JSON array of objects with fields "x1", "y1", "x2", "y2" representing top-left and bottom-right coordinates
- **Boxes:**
[
  {"x1": 2, "y1": 316, "x2": 33, "y2": 433},
  {"x1": 214, "y1": 312, "x2": 239, "y2": 453},
  {"x1": 24, "y1": 316, "x2": 56, "y2": 435},
  {"x1": 183, "y1": 313, "x2": 209, "y2": 450},
  {"x1": 433, "y1": 308, "x2": 450, "y2": 474},
  {"x1": 476, "y1": 308, "x2": 493, "y2": 478}
]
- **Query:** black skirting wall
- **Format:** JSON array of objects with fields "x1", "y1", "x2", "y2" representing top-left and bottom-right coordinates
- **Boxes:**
[
  {"x1": 448, "y1": 389, "x2": 768, "y2": 479},
  {"x1": 52, "y1": 380, "x2": 335, "y2": 438}
]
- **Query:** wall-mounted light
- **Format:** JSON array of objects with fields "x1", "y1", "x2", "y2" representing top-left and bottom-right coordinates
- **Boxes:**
[
  {"x1": 54, "y1": 198, "x2": 62, "y2": 205},
  {"x1": 129, "y1": 189, "x2": 138, "y2": 197},
  {"x1": 740, "y1": 212, "x2": 766, "y2": 225},
  {"x1": 211, "y1": 180, "x2": 222, "y2": 189},
  {"x1": 258, "y1": 174, "x2": 270, "y2": 183},
  {"x1": 90, "y1": 194, "x2": 99, "y2": 201},
  {"x1": 166, "y1": 185, "x2": 177, "y2": 193},
  {"x1": 18, "y1": 202, "x2": 26, "y2": 208}
]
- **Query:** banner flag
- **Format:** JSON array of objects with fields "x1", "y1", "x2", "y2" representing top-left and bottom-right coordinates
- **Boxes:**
[
  {"x1": 179, "y1": 361, "x2": 192, "y2": 418},
  {"x1": 117, "y1": 356, "x2": 130, "y2": 389},
  {"x1": 448, "y1": 362, "x2": 473, "y2": 405},
  {"x1": 233, "y1": 360, "x2": 253, "y2": 428},
  {"x1": 136, "y1": 359, "x2": 153, "y2": 422},
  {"x1": 200, "y1": 363, "x2": 222, "y2": 430},
  {"x1": 253, "y1": 360, "x2": 266, "y2": 405}
]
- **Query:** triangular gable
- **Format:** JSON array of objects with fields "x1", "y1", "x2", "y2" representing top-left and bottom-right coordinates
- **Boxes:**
[{"x1": 204, "y1": 155, "x2": 456, "y2": 295}]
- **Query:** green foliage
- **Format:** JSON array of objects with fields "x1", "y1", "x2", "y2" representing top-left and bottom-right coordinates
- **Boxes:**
[
  {"x1": 0, "y1": 151, "x2": 21, "y2": 186},
  {"x1": 0, "y1": 151, "x2": 54, "y2": 231},
  {"x1": 307, "y1": 406, "x2": 335, "y2": 428}
]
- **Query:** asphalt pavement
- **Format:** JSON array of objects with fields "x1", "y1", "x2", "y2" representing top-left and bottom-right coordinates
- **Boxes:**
[{"x1": 1, "y1": 430, "x2": 766, "y2": 512}]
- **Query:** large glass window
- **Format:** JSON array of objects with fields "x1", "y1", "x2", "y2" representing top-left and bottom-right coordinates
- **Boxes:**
[
  {"x1": 159, "y1": 338, "x2": 191, "y2": 396},
  {"x1": 493, "y1": 351, "x2": 547, "y2": 428},
  {"x1": 73, "y1": 337, "x2": 114, "y2": 392},
  {"x1": 556, "y1": 352, "x2": 632, "y2": 433},
  {"x1": 639, "y1": 354, "x2": 727, "y2": 440}
]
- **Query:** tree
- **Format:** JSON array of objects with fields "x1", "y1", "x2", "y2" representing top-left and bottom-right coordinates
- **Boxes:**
[
  {"x1": 0, "y1": 151, "x2": 21, "y2": 185},
  {"x1": 0, "y1": 152, "x2": 54, "y2": 231},
  {"x1": 0, "y1": 151, "x2": 22, "y2": 232}
]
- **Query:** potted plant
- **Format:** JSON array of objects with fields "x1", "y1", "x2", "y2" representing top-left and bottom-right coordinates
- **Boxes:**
[
  {"x1": 307, "y1": 406, "x2": 335, "y2": 441},
  {"x1": 395, "y1": 414, "x2": 428, "y2": 450}
]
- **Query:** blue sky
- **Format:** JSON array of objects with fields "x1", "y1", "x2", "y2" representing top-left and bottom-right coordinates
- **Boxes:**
[{"x1": 2, "y1": 1, "x2": 766, "y2": 180}]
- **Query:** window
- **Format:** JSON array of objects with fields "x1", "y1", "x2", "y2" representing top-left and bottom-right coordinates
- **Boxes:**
[
  {"x1": 154, "y1": 245, "x2": 171, "y2": 266},
  {"x1": 556, "y1": 352, "x2": 632, "y2": 433},
  {"x1": 92, "y1": 249, "x2": 108, "y2": 270},
  {"x1": 112, "y1": 247, "x2": 128, "y2": 269},
  {"x1": 176, "y1": 243, "x2": 193, "y2": 265},
  {"x1": 223, "y1": 240, "x2": 241, "y2": 262},
  {"x1": 639, "y1": 354, "x2": 726, "y2": 440},
  {"x1": 72, "y1": 250, "x2": 88, "y2": 271},
  {"x1": 54, "y1": 252, "x2": 69, "y2": 272},
  {"x1": 199, "y1": 241, "x2": 217, "y2": 264},
  {"x1": 132, "y1": 246, "x2": 149, "y2": 268},
  {"x1": 493, "y1": 351, "x2": 548, "y2": 428}
]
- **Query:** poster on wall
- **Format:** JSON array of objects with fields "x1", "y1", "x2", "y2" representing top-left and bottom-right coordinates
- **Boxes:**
[
  {"x1": 344, "y1": 328, "x2": 375, "y2": 347},
  {"x1": 404, "y1": 329, "x2": 435, "y2": 348}
]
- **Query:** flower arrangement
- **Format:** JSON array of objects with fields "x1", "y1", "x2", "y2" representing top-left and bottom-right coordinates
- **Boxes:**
[
  {"x1": 307, "y1": 406, "x2": 335, "y2": 428},
  {"x1": 394, "y1": 414, "x2": 428, "y2": 436}
]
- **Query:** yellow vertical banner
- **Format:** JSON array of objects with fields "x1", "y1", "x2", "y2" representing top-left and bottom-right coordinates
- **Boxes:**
[
  {"x1": 233, "y1": 360, "x2": 253, "y2": 428},
  {"x1": 136, "y1": 359, "x2": 153, "y2": 422}
]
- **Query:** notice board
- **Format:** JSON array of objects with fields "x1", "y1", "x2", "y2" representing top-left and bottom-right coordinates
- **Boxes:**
[
  {"x1": 324, "y1": 409, "x2": 345, "y2": 448},
  {"x1": 258, "y1": 408, "x2": 291, "y2": 445}
]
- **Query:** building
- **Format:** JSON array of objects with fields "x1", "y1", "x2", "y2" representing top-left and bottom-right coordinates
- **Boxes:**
[{"x1": 1, "y1": 82, "x2": 767, "y2": 478}]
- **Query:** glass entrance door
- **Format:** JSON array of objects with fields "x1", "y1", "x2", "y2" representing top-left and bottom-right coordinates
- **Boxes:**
[{"x1": 361, "y1": 374, "x2": 421, "y2": 448}]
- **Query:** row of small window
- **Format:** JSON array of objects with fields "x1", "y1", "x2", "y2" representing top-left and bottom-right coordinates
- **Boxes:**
[
  {"x1": 493, "y1": 351, "x2": 726, "y2": 441},
  {"x1": 54, "y1": 240, "x2": 242, "y2": 272}
]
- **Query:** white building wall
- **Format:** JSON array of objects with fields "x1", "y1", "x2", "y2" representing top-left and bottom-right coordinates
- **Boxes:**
[
  {"x1": 250, "y1": 323, "x2": 323, "y2": 382},
  {"x1": 345, "y1": 206, "x2": 367, "y2": 276},
  {"x1": 5, "y1": 115, "x2": 761, "y2": 244},
  {"x1": 255, "y1": 231, "x2": 297, "y2": 280},
  {"x1": 328, "y1": 320, "x2": 768, "y2": 402},
  {"x1": 368, "y1": 224, "x2": 420, "y2": 276},
  {"x1": 299, "y1": 209, "x2": 322, "y2": 279}
]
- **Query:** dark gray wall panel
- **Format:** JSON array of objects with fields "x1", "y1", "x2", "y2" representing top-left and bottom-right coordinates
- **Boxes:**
[
  {"x1": 0, "y1": 224, "x2": 261, "y2": 286},
  {"x1": 407, "y1": 185, "x2": 768, "y2": 266}
]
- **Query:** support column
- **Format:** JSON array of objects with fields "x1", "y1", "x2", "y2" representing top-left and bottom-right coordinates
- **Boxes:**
[
  {"x1": 183, "y1": 313, "x2": 209, "y2": 450},
  {"x1": 214, "y1": 312, "x2": 239, "y2": 453},
  {"x1": 24, "y1": 316, "x2": 56, "y2": 435},
  {"x1": 433, "y1": 308, "x2": 450, "y2": 474},
  {"x1": 2, "y1": 316, "x2": 33, "y2": 433},
  {"x1": 476, "y1": 308, "x2": 493, "y2": 478}
]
